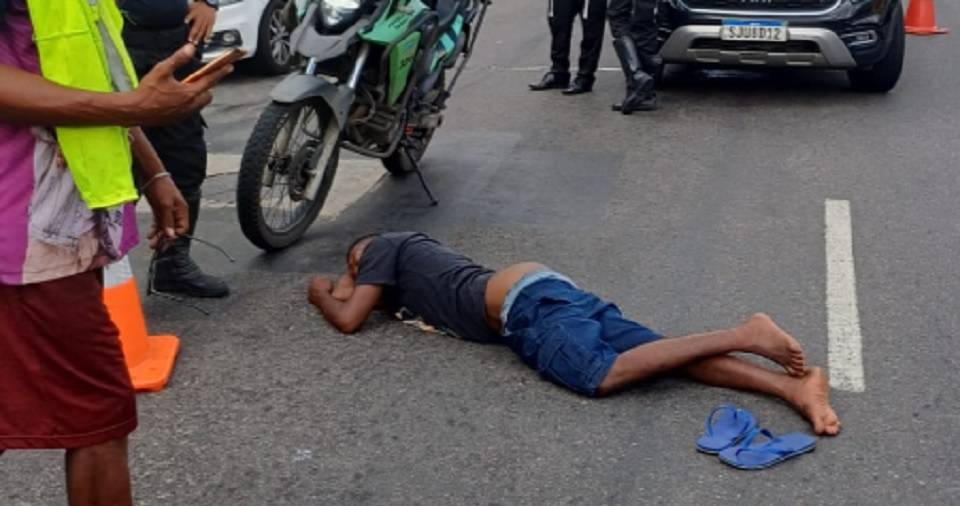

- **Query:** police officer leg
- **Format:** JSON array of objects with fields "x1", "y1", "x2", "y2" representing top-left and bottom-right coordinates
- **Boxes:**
[
  {"x1": 609, "y1": 0, "x2": 657, "y2": 113},
  {"x1": 530, "y1": 0, "x2": 576, "y2": 90},
  {"x1": 147, "y1": 114, "x2": 230, "y2": 297},
  {"x1": 563, "y1": 0, "x2": 606, "y2": 95},
  {"x1": 607, "y1": 0, "x2": 633, "y2": 40},
  {"x1": 632, "y1": 0, "x2": 662, "y2": 84},
  {"x1": 124, "y1": 27, "x2": 230, "y2": 298},
  {"x1": 608, "y1": 0, "x2": 641, "y2": 107},
  {"x1": 148, "y1": 110, "x2": 230, "y2": 299}
]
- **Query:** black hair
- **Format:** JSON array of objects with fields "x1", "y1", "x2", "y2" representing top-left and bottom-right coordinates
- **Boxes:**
[
  {"x1": 0, "y1": 0, "x2": 8, "y2": 25},
  {"x1": 346, "y1": 234, "x2": 378, "y2": 264}
]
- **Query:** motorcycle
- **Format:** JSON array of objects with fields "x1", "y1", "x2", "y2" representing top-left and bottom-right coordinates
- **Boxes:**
[{"x1": 236, "y1": 0, "x2": 490, "y2": 250}]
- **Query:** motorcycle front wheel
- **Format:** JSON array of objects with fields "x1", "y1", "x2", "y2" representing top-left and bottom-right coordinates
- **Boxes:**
[{"x1": 237, "y1": 101, "x2": 340, "y2": 251}]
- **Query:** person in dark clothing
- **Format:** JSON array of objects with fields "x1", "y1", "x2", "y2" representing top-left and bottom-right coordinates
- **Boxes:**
[
  {"x1": 607, "y1": 0, "x2": 660, "y2": 113},
  {"x1": 308, "y1": 232, "x2": 842, "y2": 436},
  {"x1": 529, "y1": 0, "x2": 606, "y2": 95},
  {"x1": 121, "y1": 0, "x2": 229, "y2": 298}
]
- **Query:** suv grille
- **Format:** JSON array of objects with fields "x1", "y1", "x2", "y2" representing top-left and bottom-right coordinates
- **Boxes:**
[
  {"x1": 683, "y1": 0, "x2": 836, "y2": 11},
  {"x1": 691, "y1": 39, "x2": 819, "y2": 52}
]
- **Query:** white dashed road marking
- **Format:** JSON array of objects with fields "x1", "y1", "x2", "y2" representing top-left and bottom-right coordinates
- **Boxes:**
[
  {"x1": 503, "y1": 65, "x2": 622, "y2": 73},
  {"x1": 825, "y1": 199, "x2": 866, "y2": 392},
  {"x1": 207, "y1": 153, "x2": 242, "y2": 176}
]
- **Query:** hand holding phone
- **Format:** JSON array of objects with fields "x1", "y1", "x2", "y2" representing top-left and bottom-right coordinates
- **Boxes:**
[
  {"x1": 183, "y1": 48, "x2": 246, "y2": 84},
  {"x1": 131, "y1": 44, "x2": 233, "y2": 126}
]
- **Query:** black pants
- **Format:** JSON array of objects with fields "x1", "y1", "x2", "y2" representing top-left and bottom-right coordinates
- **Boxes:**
[
  {"x1": 607, "y1": 0, "x2": 658, "y2": 59},
  {"x1": 122, "y1": 25, "x2": 207, "y2": 197},
  {"x1": 548, "y1": 0, "x2": 606, "y2": 76}
]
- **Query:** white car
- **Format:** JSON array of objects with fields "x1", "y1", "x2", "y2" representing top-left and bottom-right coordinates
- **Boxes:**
[{"x1": 206, "y1": 0, "x2": 300, "y2": 74}]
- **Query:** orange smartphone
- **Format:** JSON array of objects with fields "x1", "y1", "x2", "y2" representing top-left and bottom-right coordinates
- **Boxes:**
[{"x1": 182, "y1": 48, "x2": 246, "y2": 84}]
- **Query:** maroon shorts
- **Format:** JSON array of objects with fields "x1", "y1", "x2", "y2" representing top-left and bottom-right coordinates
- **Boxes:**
[{"x1": 0, "y1": 270, "x2": 137, "y2": 450}]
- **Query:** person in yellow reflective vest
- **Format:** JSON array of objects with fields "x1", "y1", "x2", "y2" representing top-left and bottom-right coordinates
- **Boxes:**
[{"x1": 0, "y1": 1, "x2": 231, "y2": 505}]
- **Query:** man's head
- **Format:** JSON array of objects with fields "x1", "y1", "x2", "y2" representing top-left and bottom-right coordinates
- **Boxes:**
[{"x1": 346, "y1": 234, "x2": 377, "y2": 277}]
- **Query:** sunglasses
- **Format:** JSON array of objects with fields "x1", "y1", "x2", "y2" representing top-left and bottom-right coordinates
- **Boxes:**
[{"x1": 146, "y1": 234, "x2": 236, "y2": 315}]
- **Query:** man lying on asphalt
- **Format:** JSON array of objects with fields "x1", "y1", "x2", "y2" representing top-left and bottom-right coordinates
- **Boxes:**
[{"x1": 308, "y1": 232, "x2": 841, "y2": 436}]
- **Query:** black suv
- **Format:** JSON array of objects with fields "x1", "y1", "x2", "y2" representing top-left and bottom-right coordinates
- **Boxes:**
[{"x1": 657, "y1": 0, "x2": 905, "y2": 92}]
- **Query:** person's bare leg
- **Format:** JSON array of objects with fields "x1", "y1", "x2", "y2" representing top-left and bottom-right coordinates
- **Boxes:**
[
  {"x1": 596, "y1": 313, "x2": 805, "y2": 395},
  {"x1": 65, "y1": 437, "x2": 133, "y2": 506},
  {"x1": 682, "y1": 355, "x2": 841, "y2": 436}
]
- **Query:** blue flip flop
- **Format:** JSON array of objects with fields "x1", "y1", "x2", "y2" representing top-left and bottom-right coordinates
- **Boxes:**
[
  {"x1": 696, "y1": 404, "x2": 758, "y2": 454},
  {"x1": 718, "y1": 428, "x2": 817, "y2": 470}
]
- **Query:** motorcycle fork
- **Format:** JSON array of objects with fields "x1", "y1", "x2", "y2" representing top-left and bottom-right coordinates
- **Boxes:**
[
  {"x1": 262, "y1": 57, "x2": 324, "y2": 188},
  {"x1": 263, "y1": 110, "x2": 299, "y2": 188},
  {"x1": 300, "y1": 47, "x2": 370, "y2": 202}
]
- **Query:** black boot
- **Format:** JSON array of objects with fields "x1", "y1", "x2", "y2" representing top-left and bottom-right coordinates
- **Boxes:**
[
  {"x1": 562, "y1": 74, "x2": 595, "y2": 95},
  {"x1": 611, "y1": 37, "x2": 657, "y2": 114},
  {"x1": 529, "y1": 71, "x2": 571, "y2": 91},
  {"x1": 642, "y1": 53, "x2": 664, "y2": 89},
  {"x1": 153, "y1": 191, "x2": 230, "y2": 298}
]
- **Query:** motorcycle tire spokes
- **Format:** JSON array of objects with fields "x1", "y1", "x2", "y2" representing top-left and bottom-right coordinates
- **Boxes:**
[
  {"x1": 237, "y1": 101, "x2": 339, "y2": 251},
  {"x1": 261, "y1": 107, "x2": 322, "y2": 233}
]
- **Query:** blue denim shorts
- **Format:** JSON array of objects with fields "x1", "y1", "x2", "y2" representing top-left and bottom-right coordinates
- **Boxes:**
[{"x1": 501, "y1": 270, "x2": 662, "y2": 397}]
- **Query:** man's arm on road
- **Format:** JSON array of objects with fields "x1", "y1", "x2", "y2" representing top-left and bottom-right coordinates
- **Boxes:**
[
  {"x1": 331, "y1": 274, "x2": 356, "y2": 301},
  {"x1": 309, "y1": 277, "x2": 381, "y2": 334}
]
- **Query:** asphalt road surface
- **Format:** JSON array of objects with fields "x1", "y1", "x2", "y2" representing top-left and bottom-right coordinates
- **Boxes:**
[{"x1": 4, "y1": 2, "x2": 960, "y2": 504}]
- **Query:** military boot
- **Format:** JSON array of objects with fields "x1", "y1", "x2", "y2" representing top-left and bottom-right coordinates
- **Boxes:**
[
  {"x1": 152, "y1": 190, "x2": 230, "y2": 298},
  {"x1": 611, "y1": 36, "x2": 658, "y2": 114}
]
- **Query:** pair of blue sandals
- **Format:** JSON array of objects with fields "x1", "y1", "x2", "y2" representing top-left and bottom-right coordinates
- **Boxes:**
[{"x1": 696, "y1": 404, "x2": 816, "y2": 470}]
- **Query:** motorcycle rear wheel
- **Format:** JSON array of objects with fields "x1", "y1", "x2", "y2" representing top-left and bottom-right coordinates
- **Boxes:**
[
  {"x1": 382, "y1": 73, "x2": 446, "y2": 176},
  {"x1": 237, "y1": 101, "x2": 339, "y2": 251},
  {"x1": 382, "y1": 126, "x2": 436, "y2": 176}
]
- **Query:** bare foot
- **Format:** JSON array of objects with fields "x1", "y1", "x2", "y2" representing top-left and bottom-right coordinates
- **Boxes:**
[
  {"x1": 787, "y1": 367, "x2": 841, "y2": 436},
  {"x1": 740, "y1": 313, "x2": 807, "y2": 376}
]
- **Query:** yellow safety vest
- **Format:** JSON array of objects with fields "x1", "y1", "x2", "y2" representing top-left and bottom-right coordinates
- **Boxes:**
[{"x1": 26, "y1": 0, "x2": 140, "y2": 209}]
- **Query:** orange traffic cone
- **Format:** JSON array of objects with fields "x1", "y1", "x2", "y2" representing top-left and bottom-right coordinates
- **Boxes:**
[
  {"x1": 103, "y1": 257, "x2": 180, "y2": 392},
  {"x1": 905, "y1": 0, "x2": 948, "y2": 35}
]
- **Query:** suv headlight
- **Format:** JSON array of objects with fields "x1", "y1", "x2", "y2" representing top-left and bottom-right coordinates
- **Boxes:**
[{"x1": 320, "y1": 0, "x2": 363, "y2": 31}]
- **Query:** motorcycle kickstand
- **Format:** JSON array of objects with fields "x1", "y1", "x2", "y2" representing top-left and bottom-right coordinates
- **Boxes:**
[{"x1": 405, "y1": 149, "x2": 439, "y2": 207}]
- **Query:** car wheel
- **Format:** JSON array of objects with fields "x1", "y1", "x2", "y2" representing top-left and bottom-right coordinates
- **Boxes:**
[
  {"x1": 249, "y1": 0, "x2": 295, "y2": 75},
  {"x1": 848, "y1": 2, "x2": 905, "y2": 93}
]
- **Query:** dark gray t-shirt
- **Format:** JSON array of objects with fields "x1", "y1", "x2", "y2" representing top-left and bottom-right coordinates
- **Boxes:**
[{"x1": 355, "y1": 232, "x2": 499, "y2": 343}]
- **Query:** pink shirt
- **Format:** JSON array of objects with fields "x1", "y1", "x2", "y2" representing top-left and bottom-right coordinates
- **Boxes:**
[{"x1": 0, "y1": 0, "x2": 138, "y2": 285}]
